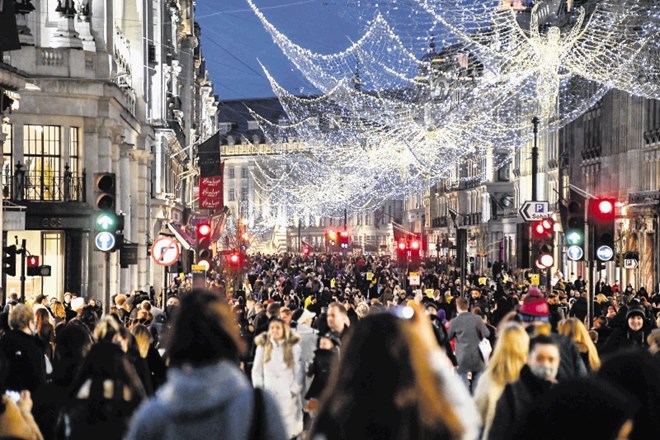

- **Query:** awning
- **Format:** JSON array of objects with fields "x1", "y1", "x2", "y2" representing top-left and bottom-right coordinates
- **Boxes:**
[{"x1": 166, "y1": 223, "x2": 195, "y2": 250}]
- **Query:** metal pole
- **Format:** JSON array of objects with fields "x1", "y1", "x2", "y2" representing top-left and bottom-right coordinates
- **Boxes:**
[
  {"x1": 298, "y1": 220, "x2": 301, "y2": 253},
  {"x1": 531, "y1": 116, "x2": 539, "y2": 201},
  {"x1": 20, "y1": 239, "x2": 26, "y2": 303},
  {"x1": 104, "y1": 251, "x2": 110, "y2": 316}
]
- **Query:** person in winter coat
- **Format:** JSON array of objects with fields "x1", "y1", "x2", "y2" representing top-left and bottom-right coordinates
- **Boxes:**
[
  {"x1": 473, "y1": 322, "x2": 530, "y2": 440},
  {"x1": 304, "y1": 333, "x2": 339, "y2": 405},
  {"x1": 447, "y1": 297, "x2": 490, "y2": 392},
  {"x1": 600, "y1": 305, "x2": 652, "y2": 355},
  {"x1": 309, "y1": 305, "x2": 480, "y2": 440},
  {"x1": 488, "y1": 334, "x2": 560, "y2": 440},
  {"x1": 125, "y1": 289, "x2": 287, "y2": 440},
  {"x1": 252, "y1": 318, "x2": 304, "y2": 439}
]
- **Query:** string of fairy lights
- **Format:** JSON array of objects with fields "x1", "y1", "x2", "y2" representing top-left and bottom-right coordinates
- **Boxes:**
[{"x1": 237, "y1": 0, "x2": 660, "y2": 218}]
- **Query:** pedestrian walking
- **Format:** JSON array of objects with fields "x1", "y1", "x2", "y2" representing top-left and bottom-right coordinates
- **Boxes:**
[{"x1": 447, "y1": 297, "x2": 490, "y2": 392}]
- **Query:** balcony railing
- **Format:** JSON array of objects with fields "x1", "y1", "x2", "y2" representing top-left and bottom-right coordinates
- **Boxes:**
[{"x1": 3, "y1": 163, "x2": 86, "y2": 202}]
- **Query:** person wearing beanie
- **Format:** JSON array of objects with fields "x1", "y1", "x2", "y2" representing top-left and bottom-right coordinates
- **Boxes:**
[
  {"x1": 516, "y1": 287, "x2": 587, "y2": 380},
  {"x1": 600, "y1": 304, "x2": 651, "y2": 355}
]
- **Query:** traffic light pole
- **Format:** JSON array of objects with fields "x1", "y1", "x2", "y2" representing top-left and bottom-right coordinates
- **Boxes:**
[
  {"x1": 19, "y1": 239, "x2": 26, "y2": 303},
  {"x1": 104, "y1": 251, "x2": 110, "y2": 318}
]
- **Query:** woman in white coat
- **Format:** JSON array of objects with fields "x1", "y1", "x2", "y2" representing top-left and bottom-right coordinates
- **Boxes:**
[{"x1": 252, "y1": 318, "x2": 304, "y2": 439}]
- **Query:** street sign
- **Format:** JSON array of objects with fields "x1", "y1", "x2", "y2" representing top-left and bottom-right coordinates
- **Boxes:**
[
  {"x1": 408, "y1": 272, "x2": 420, "y2": 286},
  {"x1": 596, "y1": 245, "x2": 614, "y2": 262},
  {"x1": 529, "y1": 273, "x2": 540, "y2": 286},
  {"x1": 95, "y1": 232, "x2": 116, "y2": 252},
  {"x1": 519, "y1": 201, "x2": 550, "y2": 221},
  {"x1": 151, "y1": 237, "x2": 180, "y2": 266},
  {"x1": 624, "y1": 259, "x2": 639, "y2": 269},
  {"x1": 566, "y1": 245, "x2": 584, "y2": 261}
]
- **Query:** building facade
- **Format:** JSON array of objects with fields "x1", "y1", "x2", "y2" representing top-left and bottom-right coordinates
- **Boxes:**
[{"x1": 0, "y1": 1, "x2": 218, "y2": 304}]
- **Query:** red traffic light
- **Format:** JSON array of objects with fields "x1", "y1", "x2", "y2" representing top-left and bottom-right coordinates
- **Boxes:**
[
  {"x1": 229, "y1": 253, "x2": 240, "y2": 264},
  {"x1": 596, "y1": 199, "x2": 614, "y2": 215},
  {"x1": 196, "y1": 223, "x2": 211, "y2": 238},
  {"x1": 27, "y1": 256, "x2": 39, "y2": 267}
]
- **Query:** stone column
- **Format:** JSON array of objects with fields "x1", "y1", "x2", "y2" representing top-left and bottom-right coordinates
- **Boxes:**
[
  {"x1": 134, "y1": 149, "x2": 152, "y2": 292},
  {"x1": 119, "y1": 143, "x2": 134, "y2": 294}
]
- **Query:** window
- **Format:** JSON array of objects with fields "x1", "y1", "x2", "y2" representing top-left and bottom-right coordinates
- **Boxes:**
[
  {"x1": 247, "y1": 120, "x2": 259, "y2": 130},
  {"x1": 241, "y1": 167, "x2": 248, "y2": 179},
  {"x1": 228, "y1": 188, "x2": 235, "y2": 202},
  {"x1": 24, "y1": 125, "x2": 61, "y2": 200},
  {"x1": 2, "y1": 123, "x2": 12, "y2": 199},
  {"x1": 69, "y1": 127, "x2": 81, "y2": 176},
  {"x1": 241, "y1": 185, "x2": 248, "y2": 201},
  {"x1": 228, "y1": 166, "x2": 235, "y2": 179}
]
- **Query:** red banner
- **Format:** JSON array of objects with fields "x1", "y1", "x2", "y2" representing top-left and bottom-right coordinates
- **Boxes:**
[{"x1": 199, "y1": 174, "x2": 223, "y2": 209}]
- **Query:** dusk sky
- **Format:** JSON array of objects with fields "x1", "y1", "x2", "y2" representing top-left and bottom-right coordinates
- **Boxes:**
[{"x1": 195, "y1": 0, "x2": 365, "y2": 101}]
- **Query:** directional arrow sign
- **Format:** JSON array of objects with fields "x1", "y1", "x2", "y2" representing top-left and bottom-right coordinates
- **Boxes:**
[
  {"x1": 95, "y1": 232, "x2": 116, "y2": 252},
  {"x1": 624, "y1": 259, "x2": 639, "y2": 269},
  {"x1": 96, "y1": 212, "x2": 117, "y2": 231},
  {"x1": 519, "y1": 201, "x2": 550, "y2": 222}
]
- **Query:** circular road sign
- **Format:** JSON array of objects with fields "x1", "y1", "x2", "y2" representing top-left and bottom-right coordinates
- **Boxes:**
[
  {"x1": 151, "y1": 237, "x2": 181, "y2": 266},
  {"x1": 95, "y1": 232, "x2": 116, "y2": 252},
  {"x1": 596, "y1": 245, "x2": 614, "y2": 262},
  {"x1": 566, "y1": 245, "x2": 584, "y2": 261}
]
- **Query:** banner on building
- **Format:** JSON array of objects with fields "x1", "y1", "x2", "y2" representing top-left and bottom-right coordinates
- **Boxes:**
[{"x1": 197, "y1": 131, "x2": 224, "y2": 209}]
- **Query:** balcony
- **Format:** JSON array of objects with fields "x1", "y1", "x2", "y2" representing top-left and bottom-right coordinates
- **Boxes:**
[
  {"x1": 431, "y1": 216, "x2": 448, "y2": 228},
  {"x1": 3, "y1": 164, "x2": 86, "y2": 203}
]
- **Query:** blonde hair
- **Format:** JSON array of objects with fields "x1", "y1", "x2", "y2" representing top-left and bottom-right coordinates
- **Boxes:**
[
  {"x1": 257, "y1": 319, "x2": 298, "y2": 369},
  {"x1": 486, "y1": 322, "x2": 530, "y2": 386},
  {"x1": 9, "y1": 304, "x2": 34, "y2": 330},
  {"x1": 558, "y1": 317, "x2": 601, "y2": 370},
  {"x1": 51, "y1": 301, "x2": 66, "y2": 319},
  {"x1": 131, "y1": 324, "x2": 152, "y2": 358}
]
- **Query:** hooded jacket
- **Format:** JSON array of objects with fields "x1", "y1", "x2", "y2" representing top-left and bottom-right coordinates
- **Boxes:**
[{"x1": 124, "y1": 360, "x2": 286, "y2": 440}]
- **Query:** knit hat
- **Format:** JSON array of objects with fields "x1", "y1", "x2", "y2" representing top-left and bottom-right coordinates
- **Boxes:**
[
  {"x1": 625, "y1": 305, "x2": 645, "y2": 320},
  {"x1": 518, "y1": 287, "x2": 549, "y2": 322}
]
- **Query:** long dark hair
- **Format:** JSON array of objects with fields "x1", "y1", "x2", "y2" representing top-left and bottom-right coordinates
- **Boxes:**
[
  {"x1": 310, "y1": 313, "x2": 461, "y2": 440},
  {"x1": 69, "y1": 341, "x2": 145, "y2": 405},
  {"x1": 166, "y1": 289, "x2": 246, "y2": 367}
]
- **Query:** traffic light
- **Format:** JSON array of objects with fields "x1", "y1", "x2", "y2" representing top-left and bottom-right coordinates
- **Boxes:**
[
  {"x1": 93, "y1": 172, "x2": 116, "y2": 211},
  {"x1": 409, "y1": 237, "x2": 421, "y2": 266},
  {"x1": 94, "y1": 211, "x2": 122, "y2": 251},
  {"x1": 3, "y1": 245, "x2": 16, "y2": 276},
  {"x1": 196, "y1": 222, "x2": 212, "y2": 263},
  {"x1": 565, "y1": 198, "x2": 585, "y2": 261},
  {"x1": 591, "y1": 197, "x2": 615, "y2": 262},
  {"x1": 27, "y1": 255, "x2": 40, "y2": 276},
  {"x1": 325, "y1": 229, "x2": 337, "y2": 247},
  {"x1": 531, "y1": 218, "x2": 554, "y2": 269},
  {"x1": 338, "y1": 230, "x2": 349, "y2": 249},
  {"x1": 227, "y1": 251, "x2": 242, "y2": 268},
  {"x1": 396, "y1": 239, "x2": 407, "y2": 264}
]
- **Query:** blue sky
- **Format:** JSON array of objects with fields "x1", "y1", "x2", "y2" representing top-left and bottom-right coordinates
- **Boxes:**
[{"x1": 195, "y1": 0, "x2": 364, "y2": 100}]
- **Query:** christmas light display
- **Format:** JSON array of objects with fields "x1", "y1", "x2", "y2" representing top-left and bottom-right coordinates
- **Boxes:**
[{"x1": 240, "y1": 0, "x2": 659, "y2": 216}]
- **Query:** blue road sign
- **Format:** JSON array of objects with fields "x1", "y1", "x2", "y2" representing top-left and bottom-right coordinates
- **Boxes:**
[{"x1": 95, "y1": 232, "x2": 116, "y2": 252}]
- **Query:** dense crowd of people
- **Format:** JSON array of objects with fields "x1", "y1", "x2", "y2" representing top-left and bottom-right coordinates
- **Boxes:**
[{"x1": 0, "y1": 251, "x2": 659, "y2": 439}]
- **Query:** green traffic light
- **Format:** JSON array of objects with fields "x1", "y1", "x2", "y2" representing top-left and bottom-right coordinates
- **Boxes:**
[
  {"x1": 96, "y1": 212, "x2": 117, "y2": 232},
  {"x1": 566, "y1": 230, "x2": 584, "y2": 246}
]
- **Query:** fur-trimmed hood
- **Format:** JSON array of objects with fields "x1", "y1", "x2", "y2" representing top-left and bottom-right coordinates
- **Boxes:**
[{"x1": 254, "y1": 330, "x2": 300, "y2": 347}]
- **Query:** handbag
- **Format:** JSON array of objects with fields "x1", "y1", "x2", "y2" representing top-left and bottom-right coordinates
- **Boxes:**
[{"x1": 478, "y1": 338, "x2": 492, "y2": 364}]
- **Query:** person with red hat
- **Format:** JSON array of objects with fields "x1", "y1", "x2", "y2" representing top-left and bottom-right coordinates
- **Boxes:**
[{"x1": 516, "y1": 287, "x2": 587, "y2": 381}]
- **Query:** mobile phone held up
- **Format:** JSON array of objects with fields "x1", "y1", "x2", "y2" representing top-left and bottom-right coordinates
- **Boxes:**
[
  {"x1": 5, "y1": 390, "x2": 20, "y2": 403},
  {"x1": 390, "y1": 305, "x2": 415, "y2": 320}
]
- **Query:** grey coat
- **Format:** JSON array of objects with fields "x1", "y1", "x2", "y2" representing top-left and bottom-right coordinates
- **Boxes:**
[
  {"x1": 447, "y1": 311, "x2": 490, "y2": 374},
  {"x1": 124, "y1": 360, "x2": 287, "y2": 440}
]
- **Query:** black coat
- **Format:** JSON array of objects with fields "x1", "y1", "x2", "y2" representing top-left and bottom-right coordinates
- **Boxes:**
[
  {"x1": 488, "y1": 365, "x2": 555, "y2": 440},
  {"x1": 305, "y1": 348, "x2": 337, "y2": 400},
  {"x1": 0, "y1": 329, "x2": 47, "y2": 393}
]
